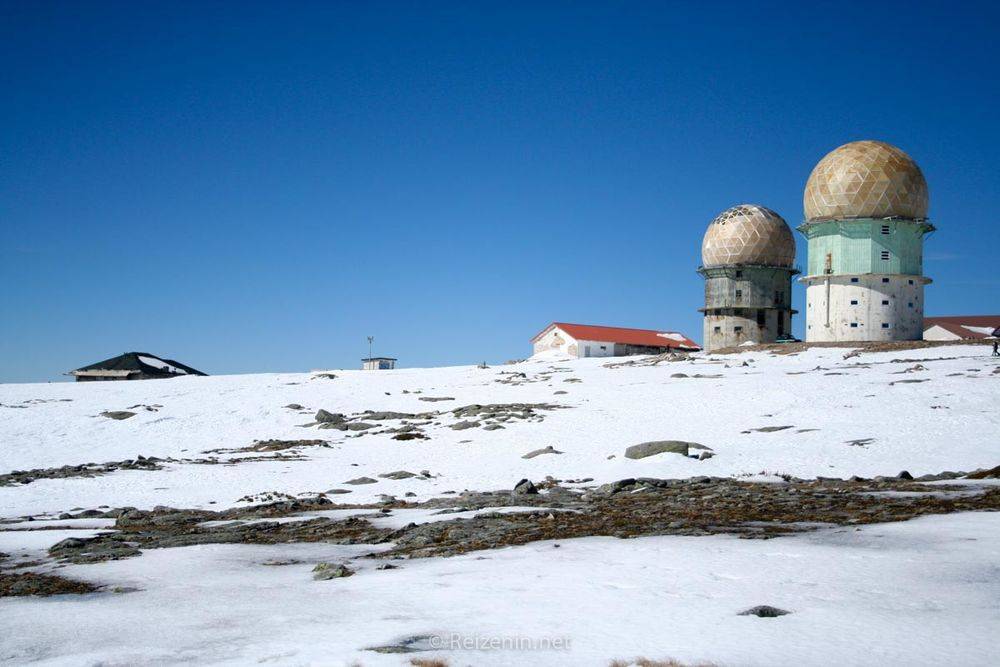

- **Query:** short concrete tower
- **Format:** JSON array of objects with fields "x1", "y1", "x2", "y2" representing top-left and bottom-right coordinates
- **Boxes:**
[
  {"x1": 799, "y1": 140, "x2": 934, "y2": 342},
  {"x1": 698, "y1": 205, "x2": 798, "y2": 352}
]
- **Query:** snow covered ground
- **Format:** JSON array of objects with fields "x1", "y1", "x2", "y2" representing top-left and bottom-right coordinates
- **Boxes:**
[
  {"x1": 2, "y1": 345, "x2": 998, "y2": 517},
  {"x1": 2, "y1": 345, "x2": 999, "y2": 665}
]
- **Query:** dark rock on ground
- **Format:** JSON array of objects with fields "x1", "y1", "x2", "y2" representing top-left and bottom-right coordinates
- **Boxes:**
[
  {"x1": 312, "y1": 562, "x2": 354, "y2": 580},
  {"x1": 100, "y1": 411, "x2": 136, "y2": 420},
  {"x1": 314, "y1": 409, "x2": 345, "y2": 424},
  {"x1": 1, "y1": 572, "x2": 99, "y2": 597},
  {"x1": 522, "y1": 446, "x2": 564, "y2": 459},
  {"x1": 380, "y1": 470, "x2": 418, "y2": 480},
  {"x1": 625, "y1": 441, "x2": 710, "y2": 459},
  {"x1": 739, "y1": 605, "x2": 791, "y2": 617},
  {"x1": 513, "y1": 479, "x2": 538, "y2": 495},
  {"x1": 344, "y1": 477, "x2": 378, "y2": 485}
]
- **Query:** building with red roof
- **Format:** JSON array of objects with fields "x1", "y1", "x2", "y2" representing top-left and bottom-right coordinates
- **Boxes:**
[
  {"x1": 923, "y1": 316, "x2": 1000, "y2": 341},
  {"x1": 531, "y1": 322, "x2": 700, "y2": 359}
]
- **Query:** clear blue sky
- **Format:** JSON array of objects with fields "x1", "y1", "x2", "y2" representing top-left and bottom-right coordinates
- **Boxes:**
[{"x1": 3, "y1": 1, "x2": 998, "y2": 382}]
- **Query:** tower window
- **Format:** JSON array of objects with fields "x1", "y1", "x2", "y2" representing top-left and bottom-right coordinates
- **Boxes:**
[
  {"x1": 713, "y1": 326, "x2": 721, "y2": 333},
  {"x1": 735, "y1": 270, "x2": 742, "y2": 278},
  {"x1": 882, "y1": 277, "x2": 890, "y2": 283},
  {"x1": 908, "y1": 302, "x2": 913, "y2": 308},
  {"x1": 882, "y1": 323, "x2": 890, "y2": 329},
  {"x1": 881, "y1": 225, "x2": 890, "y2": 234},
  {"x1": 757, "y1": 310, "x2": 766, "y2": 327},
  {"x1": 882, "y1": 300, "x2": 889, "y2": 305},
  {"x1": 881, "y1": 251, "x2": 891, "y2": 260},
  {"x1": 850, "y1": 323, "x2": 859, "y2": 328},
  {"x1": 734, "y1": 326, "x2": 743, "y2": 333},
  {"x1": 850, "y1": 277, "x2": 859, "y2": 283},
  {"x1": 908, "y1": 279, "x2": 914, "y2": 285},
  {"x1": 850, "y1": 300, "x2": 858, "y2": 305},
  {"x1": 735, "y1": 289, "x2": 742, "y2": 300}
]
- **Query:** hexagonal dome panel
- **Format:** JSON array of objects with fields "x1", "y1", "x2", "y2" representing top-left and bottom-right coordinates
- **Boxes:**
[
  {"x1": 804, "y1": 140, "x2": 929, "y2": 222},
  {"x1": 701, "y1": 204, "x2": 795, "y2": 268}
]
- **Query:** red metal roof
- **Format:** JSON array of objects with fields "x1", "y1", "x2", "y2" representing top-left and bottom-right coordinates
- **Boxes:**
[
  {"x1": 924, "y1": 315, "x2": 1000, "y2": 328},
  {"x1": 531, "y1": 322, "x2": 700, "y2": 350}
]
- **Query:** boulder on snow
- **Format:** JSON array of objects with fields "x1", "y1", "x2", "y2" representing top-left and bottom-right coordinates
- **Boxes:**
[
  {"x1": 521, "y1": 446, "x2": 564, "y2": 459},
  {"x1": 315, "y1": 410, "x2": 345, "y2": 424},
  {"x1": 100, "y1": 411, "x2": 136, "y2": 420},
  {"x1": 513, "y1": 479, "x2": 538, "y2": 495},
  {"x1": 312, "y1": 562, "x2": 354, "y2": 580},
  {"x1": 343, "y1": 477, "x2": 378, "y2": 485},
  {"x1": 738, "y1": 605, "x2": 790, "y2": 618},
  {"x1": 624, "y1": 441, "x2": 710, "y2": 459}
]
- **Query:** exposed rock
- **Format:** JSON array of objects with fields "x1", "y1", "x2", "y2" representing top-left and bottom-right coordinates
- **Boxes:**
[
  {"x1": 344, "y1": 477, "x2": 378, "y2": 485},
  {"x1": 1, "y1": 572, "x2": 99, "y2": 597},
  {"x1": 451, "y1": 420, "x2": 480, "y2": 430},
  {"x1": 284, "y1": 404, "x2": 305, "y2": 410},
  {"x1": 522, "y1": 446, "x2": 564, "y2": 459},
  {"x1": 380, "y1": 470, "x2": 418, "y2": 480},
  {"x1": 314, "y1": 410, "x2": 345, "y2": 424},
  {"x1": 966, "y1": 465, "x2": 1000, "y2": 480},
  {"x1": 743, "y1": 425, "x2": 794, "y2": 433},
  {"x1": 625, "y1": 440, "x2": 710, "y2": 459},
  {"x1": 739, "y1": 605, "x2": 790, "y2": 618},
  {"x1": 366, "y1": 634, "x2": 435, "y2": 654},
  {"x1": 392, "y1": 432, "x2": 429, "y2": 441},
  {"x1": 418, "y1": 397, "x2": 454, "y2": 402},
  {"x1": 898, "y1": 470, "x2": 914, "y2": 480},
  {"x1": 100, "y1": 411, "x2": 136, "y2": 420},
  {"x1": 312, "y1": 562, "x2": 354, "y2": 580},
  {"x1": 513, "y1": 479, "x2": 538, "y2": 495}
]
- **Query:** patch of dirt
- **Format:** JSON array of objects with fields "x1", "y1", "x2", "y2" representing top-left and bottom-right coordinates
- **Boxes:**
[{"x1": 0, "y1": 571, "x2": 99, "y2": 597}]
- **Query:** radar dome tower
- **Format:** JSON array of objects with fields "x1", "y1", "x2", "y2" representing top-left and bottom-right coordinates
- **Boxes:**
[
  {"x1": 698, "y1": 204, "x2": 798, "y2": 352},
  {"x1": 799, "y1": 140, "x2": 934, "y2": 342}
]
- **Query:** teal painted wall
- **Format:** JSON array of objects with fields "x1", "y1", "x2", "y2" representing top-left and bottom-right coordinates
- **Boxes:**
[{"x1": 799, "y1": 219, "x2": 930, "y2": 276}]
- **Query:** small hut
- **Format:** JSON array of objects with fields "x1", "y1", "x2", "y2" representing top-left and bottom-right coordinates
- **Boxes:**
[
  {"x1": 361, "y1": 357, "x2": 396, "y2": 370},
  {"x1": 70, "y1": 352, "x2": 207, "y2": 381}
]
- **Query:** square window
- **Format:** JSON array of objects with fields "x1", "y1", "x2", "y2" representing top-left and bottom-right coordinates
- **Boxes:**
[
  {"x1": 881, "y1": 251, "x2": 890, "y2": 260},
  {"x1": 881, "y1": 225, "x2": 890, "y2": 234},
  {"x1": 908, "y1": 302, "x2": 913, "y2": 308},
  {"x1": 882, "y1": 300, "x2": 889, "y2": 305},
  {"x1": 908, "y1": 279, "x2": 914, "y2": 285},
  {"x1": 850, "y1": 277, "x2": 859, "y2": 283},
  {"x1": 734, "y1": 326, "x2": 743, "y2": 333},
  {"x1": 713, "y1": 326, "x2": 721, "y2": 333},
  {"x1": 850, "y1": 300, "x2": 858, "y2": 305},
  {"x1": 850, "y1": 323, "x2": 859, "y2": 328},
  {"x1": 735, "y1": 270, "x2": 743, "y2": 278},
  {"x1": 882, "y1": 278, "x2": 890, "y2": 283},
  {"x1": 882, "y1": 323, "x2": 890, "y2": 329}
]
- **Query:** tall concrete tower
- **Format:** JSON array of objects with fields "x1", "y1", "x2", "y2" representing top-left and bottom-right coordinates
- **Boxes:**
[
  {"x1": 800, "y1": 140, "x2": 933, "y2": 342},
  {"x1": 698, "y1": 205, "x2": 798, "y2": 352}
]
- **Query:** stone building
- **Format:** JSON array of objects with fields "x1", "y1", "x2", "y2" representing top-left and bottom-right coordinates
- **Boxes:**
[
  {"x1": 799, "y1": 140, "x2": 934, "y2": 342},
  {"x1": 698, "y1": 205, "x2": 798, "y2": 352}
]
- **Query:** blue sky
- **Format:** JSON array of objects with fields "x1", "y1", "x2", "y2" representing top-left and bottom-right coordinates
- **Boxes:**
[{"x1": 2, "y1": 1, "x2": 998, "y2": 382}]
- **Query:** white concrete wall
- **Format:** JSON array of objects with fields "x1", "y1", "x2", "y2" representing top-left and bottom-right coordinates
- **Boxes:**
[
  {"x1": 532, "y1": 327, "x2": 579, "y2": 357},
  {"x1": 532, "y1": 328, "x2": 617, "y2": 358},
  {"x1": 804, "y1": 275, "x2": 925, "y2": 342},
  {"x1": 575, "y1": 339, "x2": 616, "y2": 358},
  {"x1": 923, "y1": 325, "x2": 961, "y2": 342}
]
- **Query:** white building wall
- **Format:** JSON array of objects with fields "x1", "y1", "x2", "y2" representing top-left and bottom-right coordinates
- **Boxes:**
[
  {"x1": 804, "y1": 275, "x2": 924, "y2": 342},
  {"x1": 532, "y1": 328, "x2": 617, "y2": 358},
  {"x1": 532, "y1": 327, "x2": 580, "y2": 357},
  {"x1": 923, "y1": 325, "x2": 961, "y2": 342}
]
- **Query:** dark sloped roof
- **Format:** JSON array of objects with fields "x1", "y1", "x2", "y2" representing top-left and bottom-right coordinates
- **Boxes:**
[{"x1": 73, "y1": 352, "x2": 207, "y2": 377}]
